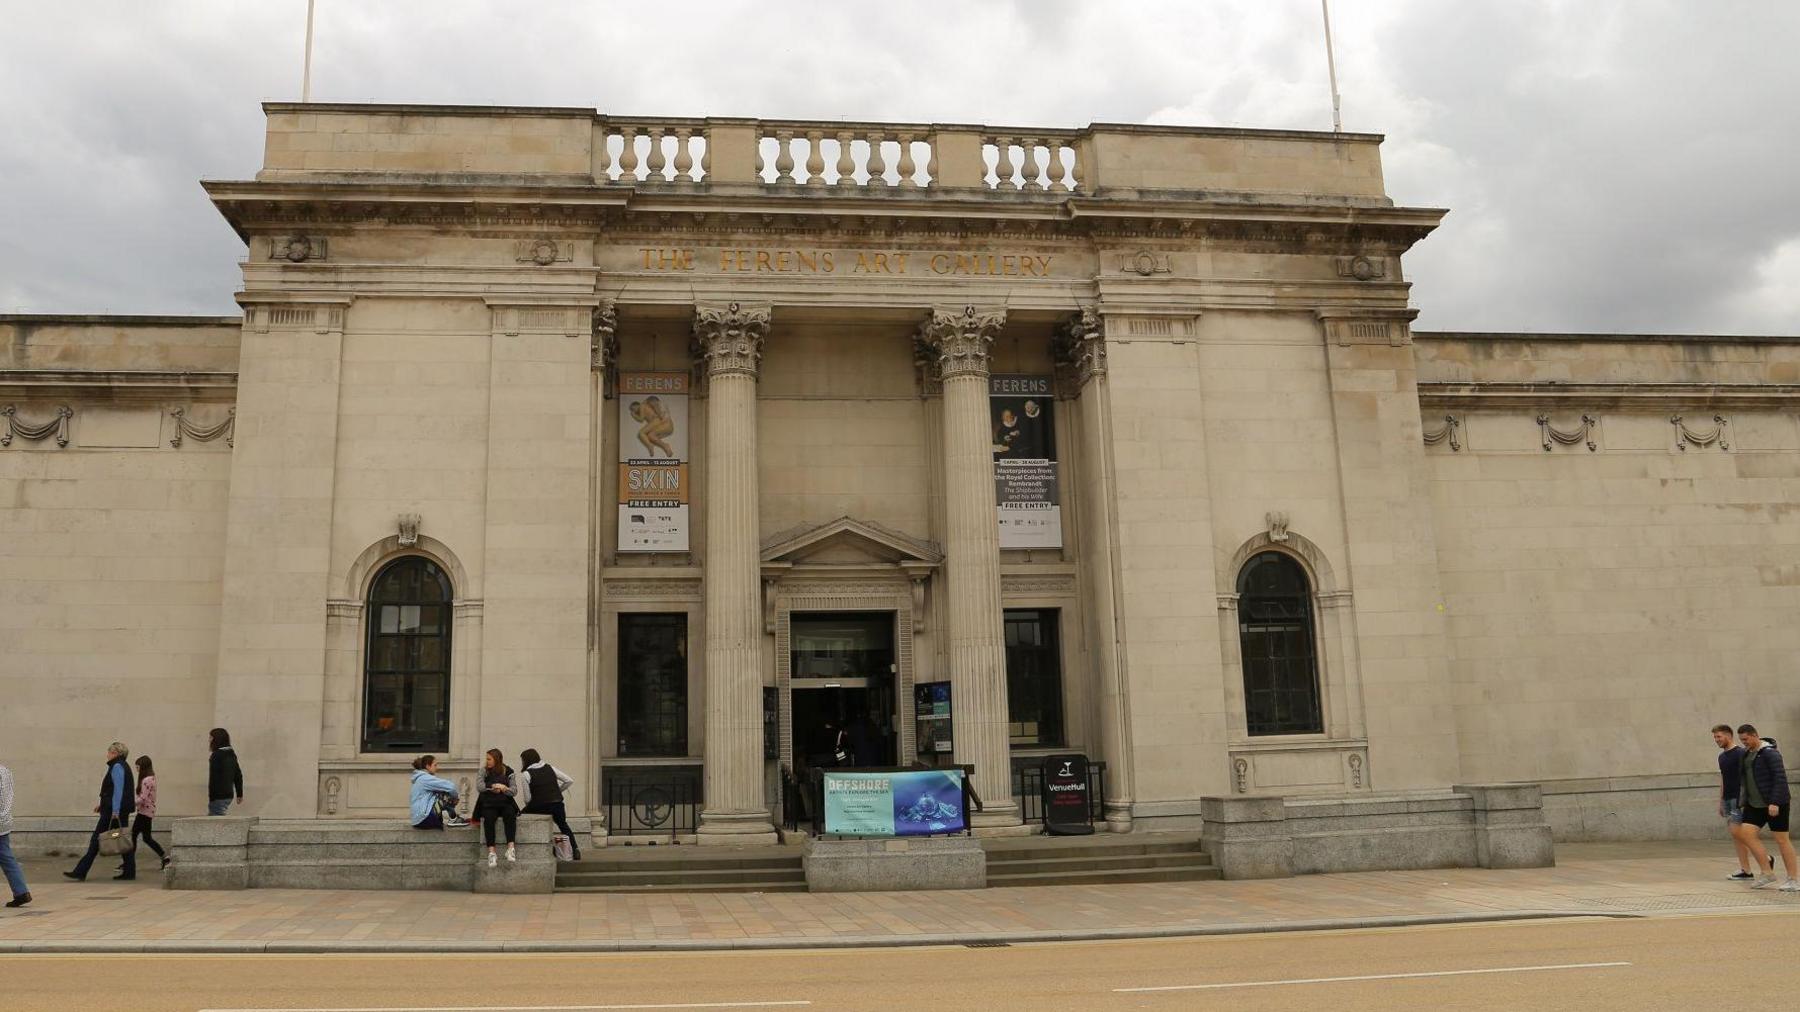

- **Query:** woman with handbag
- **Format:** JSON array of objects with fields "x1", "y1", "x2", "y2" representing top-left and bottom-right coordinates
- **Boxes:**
[
  {"x1": 131, "y1": 756, "x2": 170, "y2": 870},
  {"x1": 517, "y1": 748, "x2": 579, "y2": 861},
  {"x1": 64, "y1": 741, "x2": 136, "y2": 882},
  {"x1": 472, "y1": 748, "x2": 519, "y2": 868}
]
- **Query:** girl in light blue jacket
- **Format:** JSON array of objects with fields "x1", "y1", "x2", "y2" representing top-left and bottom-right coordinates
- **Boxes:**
[{"x1": 408, "y1": 755, "x2": 466, "y2": 829}]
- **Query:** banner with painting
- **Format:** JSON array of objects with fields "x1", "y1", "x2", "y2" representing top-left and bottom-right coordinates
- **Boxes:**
[
  {"x1": 990, "y1": 374, "x2": 1062, "y2": 548},
  {"x1": 617, "y1": 372, "x2": 690, "y2": 552}
]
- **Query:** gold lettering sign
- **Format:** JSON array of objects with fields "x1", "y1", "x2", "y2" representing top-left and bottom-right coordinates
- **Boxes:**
[{"x1": 634, "y1": 247, "x2": 1054, "y2": 277}]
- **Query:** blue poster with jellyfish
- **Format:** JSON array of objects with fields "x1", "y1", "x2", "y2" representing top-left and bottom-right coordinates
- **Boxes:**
[{"x1": 822, "y1": 769, "x2": 966, "y2": 837}]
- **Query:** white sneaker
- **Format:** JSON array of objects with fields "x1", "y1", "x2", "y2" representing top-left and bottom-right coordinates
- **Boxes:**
[
  {"x1": 486, "y1": 851, "x2": 497, "y2": 868},
  {"x1": 1750, "y1": 873, "x2": 1780, "y2": 889},
  {"x1": 505, "y1": 845, "x2": 516, "y2": 863},
  {"x1": 445, "y1": 816, "x2": 470, "y2": 828},
  {"x1": 1780, "y1": 879, "x2": 1800, "y2": 893}
]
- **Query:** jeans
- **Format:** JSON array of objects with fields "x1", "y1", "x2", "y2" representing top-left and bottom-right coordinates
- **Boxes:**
[
  {"x1": 481, "y1": 809, "x2": 517, "y2": 847},
  {"x1": 207, "y1": 798, "x2": 233, "y2": 816},
  {"x1": 523, "y1": 801, "x2": 579, "y2": 853},
  {"x1": 71, "y1": 813, "x2": 135, "y2": 880},
  {"x1": 131, "y1": 814, "x2": 167, "y2": 859},
  {"x1": 0, "y1": 833, "x2": 27, "y2": 897}
]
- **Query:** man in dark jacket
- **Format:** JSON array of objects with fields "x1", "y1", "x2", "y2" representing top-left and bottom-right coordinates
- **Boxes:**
[
  {"x1": 65, "y1": 741, "x2": 136, "y2": 881},
  {"x1": 1732, "y1": 724, "x2": 1797, "y2": 891}
]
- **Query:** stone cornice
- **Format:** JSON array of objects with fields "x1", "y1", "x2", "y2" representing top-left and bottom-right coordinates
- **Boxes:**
[
  {"x1": 204, "y1": 179, "x2": 1441, "y2": 250},
  {"x1": 0, "y1": 370, "x2": 238, "y2": 398},
  {"x1": 1418, "y1": 381, "x2": 1800, "y2": 411}
]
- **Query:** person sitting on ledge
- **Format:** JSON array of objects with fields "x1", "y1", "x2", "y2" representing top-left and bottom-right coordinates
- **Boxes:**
[{"x1": 408, "y1": 755, "x2": 466, "y2": 830}]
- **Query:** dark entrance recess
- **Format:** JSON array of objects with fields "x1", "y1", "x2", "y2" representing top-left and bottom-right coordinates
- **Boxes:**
[{"x1": 789, "y1": 611, "x2": 898, "y2": 778}]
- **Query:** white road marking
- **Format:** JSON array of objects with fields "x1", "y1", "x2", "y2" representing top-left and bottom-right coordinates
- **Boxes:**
[
  {"x1": 1115, "y1": 960, "x2": 1632, "y2": 993},
  {"x1": 200, "y1": 1003, "x2": 810, "y2": 1012}
]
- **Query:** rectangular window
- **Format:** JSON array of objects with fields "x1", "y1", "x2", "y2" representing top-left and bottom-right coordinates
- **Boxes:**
[
  {"x1": 1004, "y1": 609, "x2": 1065, "y2": 747},
  {"x1": 618, "y1": 613, "x2": 689, "y2": 757}
]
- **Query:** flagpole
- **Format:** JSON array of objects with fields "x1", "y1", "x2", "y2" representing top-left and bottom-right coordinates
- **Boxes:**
[
  {"x1": 1320, "y1": 0, "x2": 1342, "y2": 132},
  {"x1": 302, "y1": 0, "x2": 316, "y2": 102}
]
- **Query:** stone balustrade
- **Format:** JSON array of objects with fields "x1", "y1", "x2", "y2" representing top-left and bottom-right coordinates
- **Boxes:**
[
  {"x1": 598, "y1": 118, "x2": 711, "y2": 184},
  {"x1": 982, "y1": 131, "x2": 1082, "y2": 192}
]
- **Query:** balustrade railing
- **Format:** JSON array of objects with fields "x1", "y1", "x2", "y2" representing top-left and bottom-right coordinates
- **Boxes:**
[
  {"x1": 597, "y1": 118, "x2": 710, "y2": 184},
  {"x1": 983, "y1": 132, "x2": 1083, "y2": 192},
  {"x1": 590, "y1": 119, "x2": 1084, "y2": 193}
]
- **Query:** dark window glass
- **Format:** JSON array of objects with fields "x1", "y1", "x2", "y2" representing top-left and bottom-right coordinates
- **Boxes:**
[
  {"x1": 1237, "y1": 551, "x2": 1323, "y2": 736},
  {"x1": 618, "y1": 613, "x2": 688, "y2": 757},
  {"x1": 362, "y1": 557, "x2": 453, "y2": 752},
  {"x1": 1005, "y1": 609, "x2": 1065, "y2": 747}
]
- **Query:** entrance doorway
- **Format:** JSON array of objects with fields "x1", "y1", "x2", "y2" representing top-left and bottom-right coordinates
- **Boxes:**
[{"x1": 789, "y1": 611, "x2": 897, "y2": 777}]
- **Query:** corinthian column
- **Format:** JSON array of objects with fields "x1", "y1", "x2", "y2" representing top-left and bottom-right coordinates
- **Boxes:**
[
  {"x1": 919, "y1": 305, "x2": 1021, "y2": 829},
  {"x1": 693, "y1": 301, "x2": 778, "y2": 844},
  {"x1": 1055, "y1": 308, "x2": 1133, "y2": 831}
]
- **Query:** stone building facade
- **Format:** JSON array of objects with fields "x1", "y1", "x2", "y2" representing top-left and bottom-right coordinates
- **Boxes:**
[{"x1": 2, "y1": 103, "x2": 1792, "y2": 845}]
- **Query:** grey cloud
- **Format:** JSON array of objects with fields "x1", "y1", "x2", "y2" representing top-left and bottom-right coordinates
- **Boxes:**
[{"x1": 1, "y1": 1, "x2": 1794, "y2": 335}]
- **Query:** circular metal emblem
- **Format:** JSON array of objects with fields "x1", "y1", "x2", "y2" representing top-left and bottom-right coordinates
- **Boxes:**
[{"x1": 631, "y1": 786, "x2": 673, "y2": 828}]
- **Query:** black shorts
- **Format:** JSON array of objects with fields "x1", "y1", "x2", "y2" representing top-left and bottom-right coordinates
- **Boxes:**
[{"x1": 1742, "y1": 804, "x2": 1791, "y2": 832}]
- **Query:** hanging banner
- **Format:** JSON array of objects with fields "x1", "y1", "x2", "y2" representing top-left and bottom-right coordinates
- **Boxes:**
[
  {"x1": 822, "y1": 768, "x2": 967, "y2": 836},
  {"x1": 617, "y1": 372, "x2": 690, "y2": 552},
  {"x1": 990, "y1": 374, "x2": 1062, "y2": 549}
]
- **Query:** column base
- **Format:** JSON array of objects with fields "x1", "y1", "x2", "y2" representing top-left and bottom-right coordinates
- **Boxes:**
[
  {"x1": 968, "y1": 800, "x2": 1023, "y2": 832},
  {"x1": 1103, "y1": 801, "x2": 1134, "y2": 834},
  {"x1": 696, "y1": 809, "x2": 779, "y2": 846}
]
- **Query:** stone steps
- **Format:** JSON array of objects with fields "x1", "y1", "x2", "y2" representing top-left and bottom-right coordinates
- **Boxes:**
[
  {"x1": 554, "y1": 846, "x2": 805, "y2": 893},
  {"x1": 983, "y1": 833, "x2": 1218, "y2": 887}
]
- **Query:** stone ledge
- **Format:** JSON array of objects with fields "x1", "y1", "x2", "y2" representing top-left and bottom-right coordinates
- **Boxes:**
[{"x1": 803, "y1": 836, "x2": 985, "y2": 893}]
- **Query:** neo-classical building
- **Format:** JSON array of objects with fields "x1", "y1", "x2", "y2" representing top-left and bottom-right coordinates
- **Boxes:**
[{"x1": 3, "y1": 103, "x2": 1794, "y2": 847}]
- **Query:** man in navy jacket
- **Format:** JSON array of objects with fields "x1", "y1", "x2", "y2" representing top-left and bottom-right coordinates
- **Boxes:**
[
  {"x1": 64, "y1": 742, "x2": 136, "y2": 882},
  {"x1": 1732, "y1": 724, "x2": 1797, "y2": 891}
]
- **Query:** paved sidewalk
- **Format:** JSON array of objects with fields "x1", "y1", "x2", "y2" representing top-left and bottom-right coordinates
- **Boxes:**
[{"x1": 1, "y1": 841, "x2": 1794, "y2": 952}]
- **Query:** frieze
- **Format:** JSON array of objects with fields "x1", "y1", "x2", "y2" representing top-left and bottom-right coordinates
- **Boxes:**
[
  {"x1": 269, "y1": 235, "x2": 327, "y2": 263},
  {"x1": 1001, "y1": 573, "x2": 1077, "y2": 597},
  {"x1": 515, "y1": 238, "x2": 574, "y2": 266},
  {"x1": 603, "y1": 579, "x2": 702, "y2": 601}
]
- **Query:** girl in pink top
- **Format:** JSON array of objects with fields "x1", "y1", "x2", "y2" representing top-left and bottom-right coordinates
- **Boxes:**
[{"x1": 132, "y1": 756, "x2": 168, "y2": 869}]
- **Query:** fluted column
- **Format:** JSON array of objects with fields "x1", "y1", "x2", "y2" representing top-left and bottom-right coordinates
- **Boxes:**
[
  {"x1": 693, "y1": 301, "x2": 778, "y2": 843},
  {"x1": 1056, "y1": 308, "x2": 1133, "y2": 831},
  {"x1": 920, "y1": 305, "x2": 1021, "y2": 828}
]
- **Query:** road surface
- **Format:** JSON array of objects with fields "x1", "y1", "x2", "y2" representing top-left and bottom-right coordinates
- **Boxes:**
[{"x1": 2, "y1": 912, "x2": 1793, "y2": 1011}]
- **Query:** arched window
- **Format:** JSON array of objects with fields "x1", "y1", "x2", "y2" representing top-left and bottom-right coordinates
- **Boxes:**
[
  {"x1": 1237, "y1": 551, "x2": 1323, "y2": 736},
  {"x1": 362, "y1": 557, "x2": 453, "y2": 752}
]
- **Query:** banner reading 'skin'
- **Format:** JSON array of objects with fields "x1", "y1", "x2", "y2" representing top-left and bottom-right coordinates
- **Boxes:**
[{"x1": 617, "y1": 372, "x2": 690, "y2": 552}]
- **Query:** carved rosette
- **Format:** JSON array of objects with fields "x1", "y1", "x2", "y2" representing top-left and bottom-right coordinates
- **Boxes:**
[
  {"x1": 1053, "y1": 307, "x2": 1106, "y2": 389},
  {"x1": 691, "y1": 301, "x2": 772, "y2": 379},
  {"x1": 917, "y1": 304, "x2": 1006, "y2": 382}
]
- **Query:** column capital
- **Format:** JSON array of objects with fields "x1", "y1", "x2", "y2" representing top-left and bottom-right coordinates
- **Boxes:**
[
  {"x1": 692, "y1": 301, "x2": 771, "y2": 378},
  {"x1": 918, "y1": 304, "x2": 1006, "y2": 381},
  {"x1": 1053, "y1": 306, "x2": 1106, "y2": 389}
]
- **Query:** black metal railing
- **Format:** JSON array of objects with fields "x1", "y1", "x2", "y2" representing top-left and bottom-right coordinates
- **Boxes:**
[
  {"x1": 602, "y1": 766, "x2": 700, "y2": 837},
  {"x1": 1012, "y1": 759, "x2": 1107, "y2": 825}
]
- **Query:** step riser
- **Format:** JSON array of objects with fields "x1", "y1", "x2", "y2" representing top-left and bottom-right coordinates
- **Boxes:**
[
  {"x1": 557, "y1": 883, "x2": 809, "y2": 894},
  {"x1": 983, "y1": 843, "x2": 1201, "y2": 861},
  {"x1": 988, "y1": 856, "x2": 1214, "y2": 875},
  {"x1": 558, "y1": 875, "x2": 805, "y2": 888},
  {"x1": 989, "y1": 869, "x2": 1223, "y2": 887},
  {"x1": 561, "y1": 860, "x2": 801, "y2": 873}
]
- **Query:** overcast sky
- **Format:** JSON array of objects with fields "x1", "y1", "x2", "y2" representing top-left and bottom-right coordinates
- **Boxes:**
[{"x1": 2, "y1": 1, "x2": 1795, "y2": 334}]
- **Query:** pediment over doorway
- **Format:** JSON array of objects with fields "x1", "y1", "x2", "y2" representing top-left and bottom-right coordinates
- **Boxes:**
[{"x1": 760, "y1": 515, "x2": 942, "y2": 572}]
